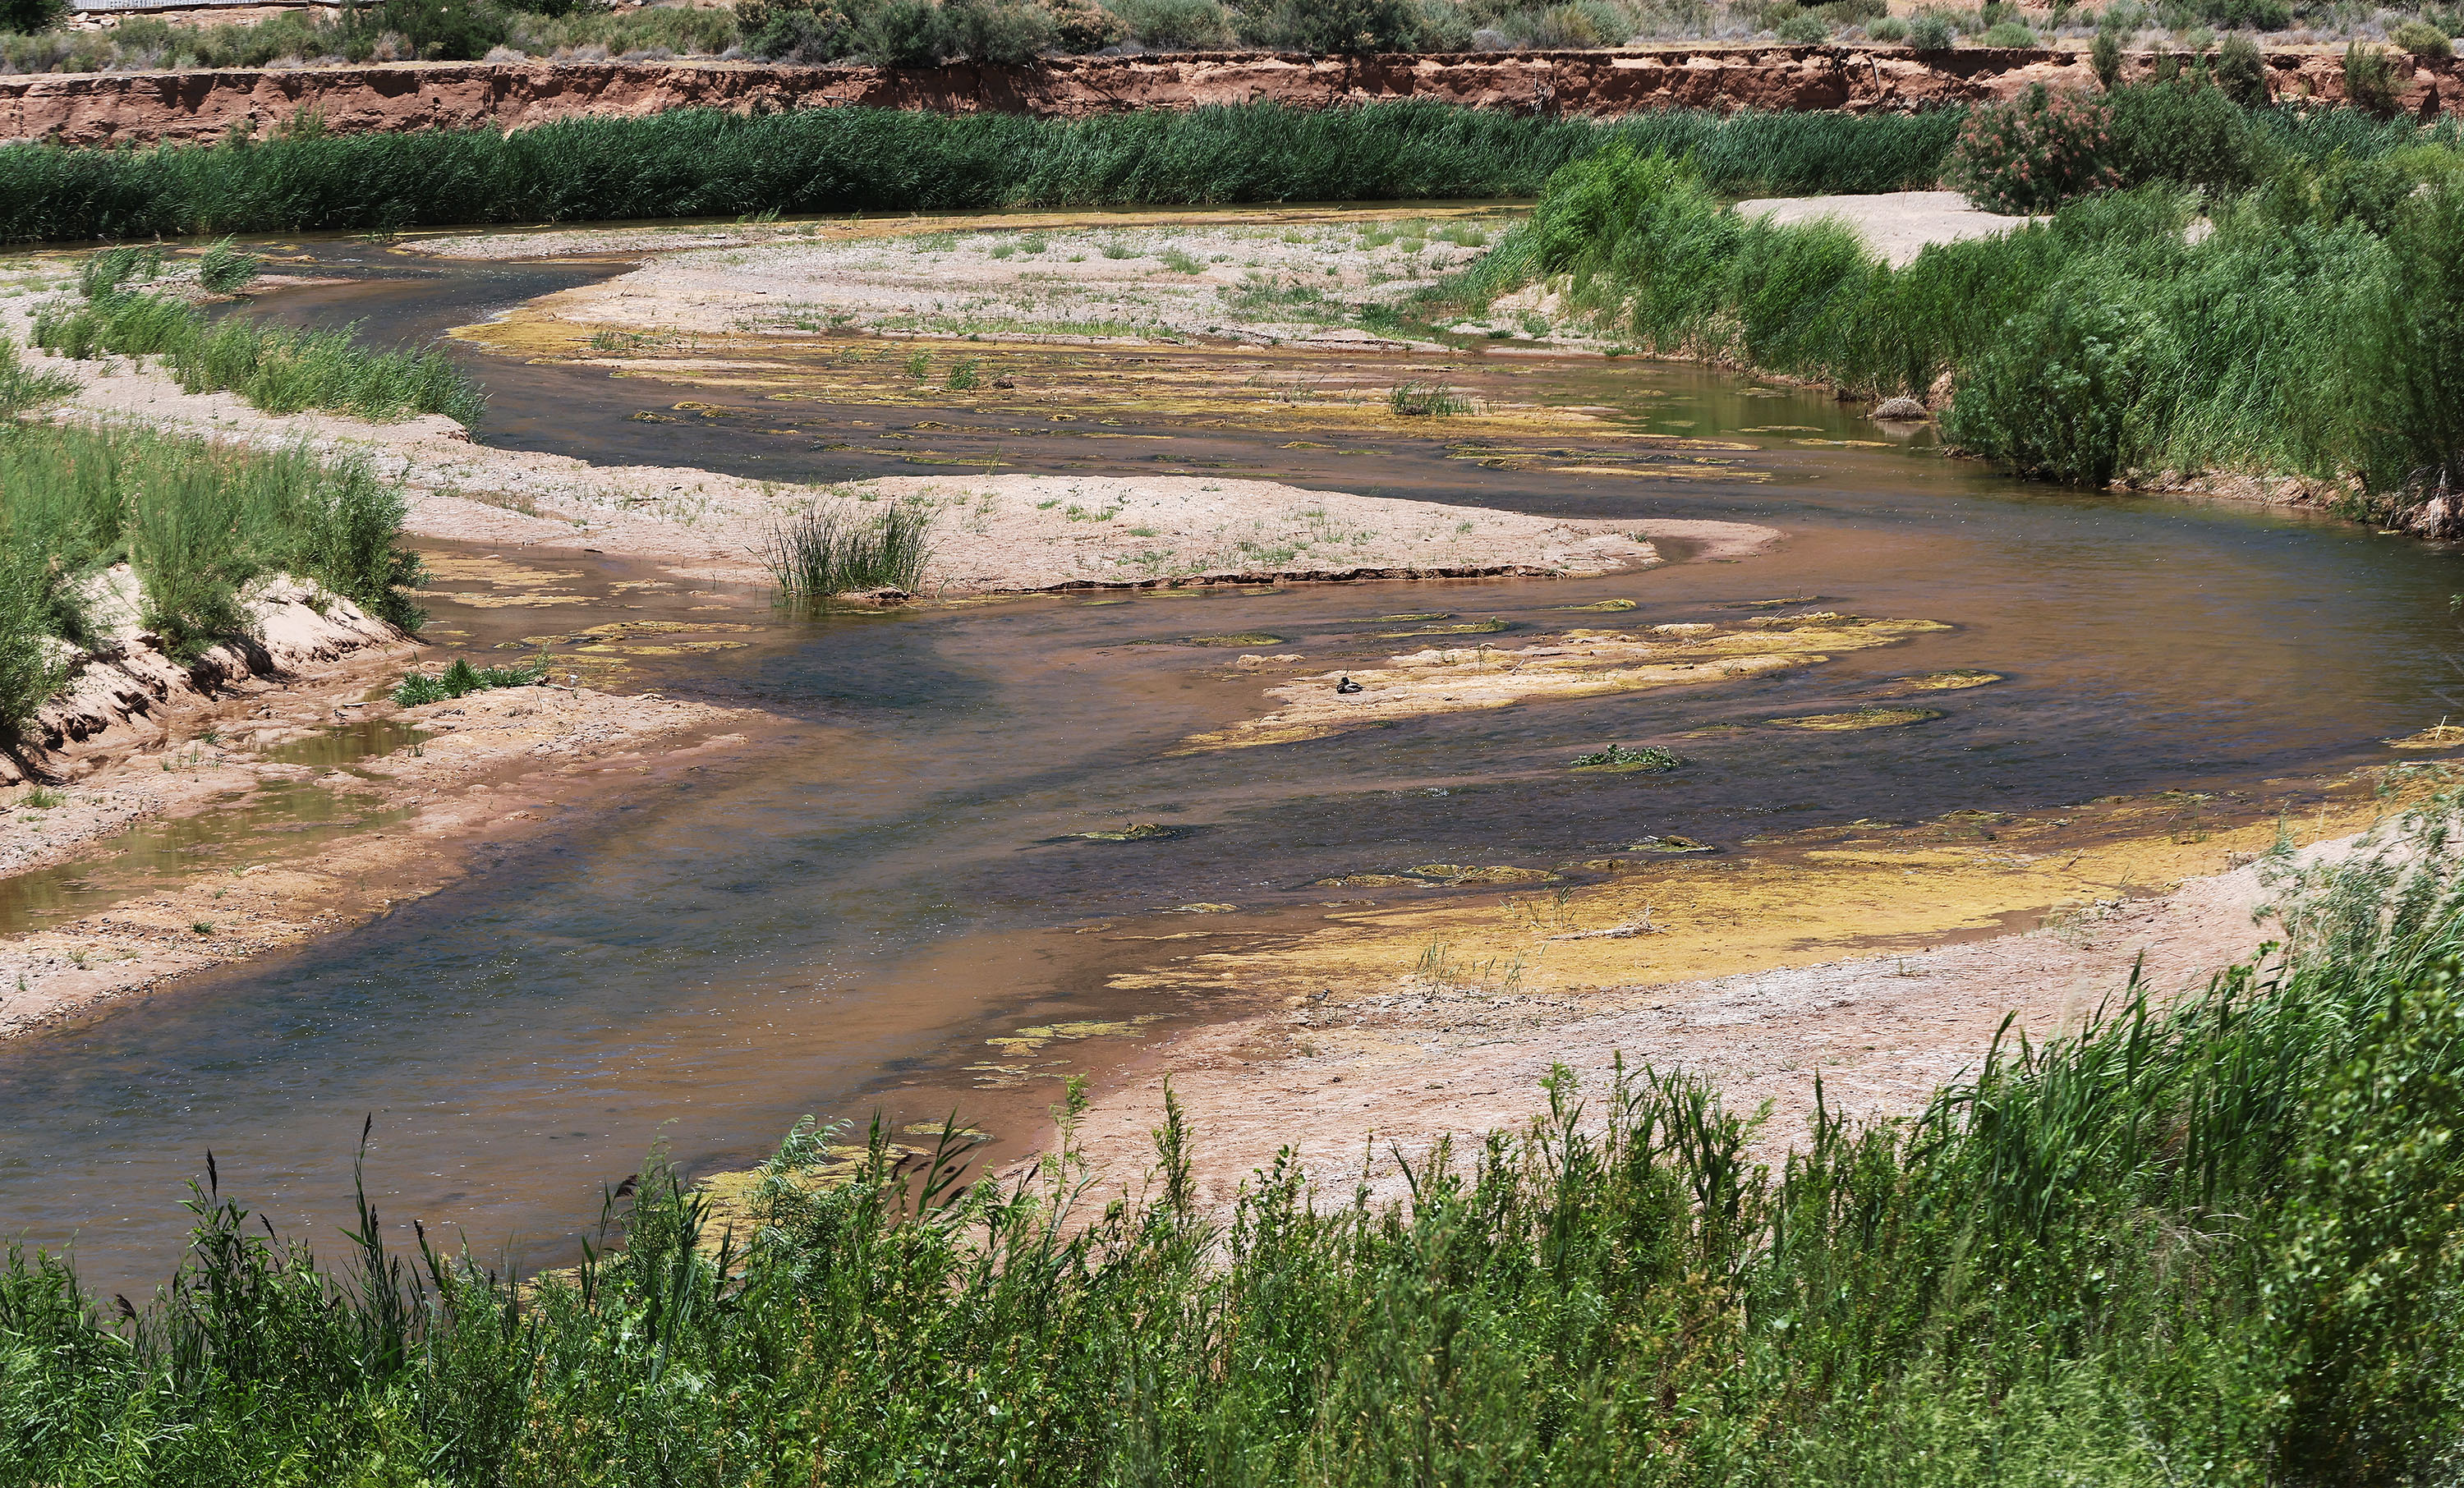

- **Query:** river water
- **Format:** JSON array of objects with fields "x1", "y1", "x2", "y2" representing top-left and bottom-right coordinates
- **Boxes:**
[{"x1": 5, "y1": 227, "x2": 2462, "y2": 1295}]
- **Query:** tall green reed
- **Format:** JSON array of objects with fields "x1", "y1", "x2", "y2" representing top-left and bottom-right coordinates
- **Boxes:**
[
  {"x1": 761, "y1": 498, "x2": 935, "y2": 603},
  {"x1": 5, "y1": 792, "x2": 2462, "y2": 1484}
]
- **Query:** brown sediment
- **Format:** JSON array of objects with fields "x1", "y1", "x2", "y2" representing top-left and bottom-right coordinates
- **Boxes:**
[
  {"x1": 1039, "y1": 769, "x2": 2445, "y2": 1213},
  {"x1": 1, "y1": 47, "x2": 2450, "y2": 150}
]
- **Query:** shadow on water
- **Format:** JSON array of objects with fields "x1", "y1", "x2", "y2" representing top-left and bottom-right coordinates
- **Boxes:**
[{"x1": 7, "y1": 227, "x2": 2464, "y2": 1293}]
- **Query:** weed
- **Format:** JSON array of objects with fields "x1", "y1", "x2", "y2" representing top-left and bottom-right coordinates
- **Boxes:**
[
  {"x1": 1389, "y1": 380, "x2": 1471, "y2": 417},
  {"x1": 20, "y1": 784, "x2": 62, "y2": 808},
  {"x1": 1570, "y1": 742, "x2": 1684, "y2": 770},
  {"x1": 1159, "y1": 247, "x2": 1203, "y2": 274},
  {"x1": 392, "y1": 653, "x2": 547, "y2": 705}
]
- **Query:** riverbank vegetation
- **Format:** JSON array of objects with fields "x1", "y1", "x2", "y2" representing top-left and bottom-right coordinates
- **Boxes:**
[
  {"x1": 761, "y1": 499, "x2": 935, "y2": 602},
  {"x1": 0, "y1": 103, "x2": 1961, "y2": 243},
  {"x1": 1, "y1": 0, "x2": 2457, "y2": 71},
  {"x1": 30, "y1": 246, "x2": 485, "y2": 425},
  {"x1": 0, "y1": 390, "x2": 425, "y2": 733},
  {"x1": 2, "y1": 794, "x2": 2461, "y2": 1483},
  {"x1": 1455, "y1": 79, "x2": 2463, "y2": 503}
]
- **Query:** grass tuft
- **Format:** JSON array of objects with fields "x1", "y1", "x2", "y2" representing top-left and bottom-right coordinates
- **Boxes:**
[{"x1": 761, "y1": 498, "x2": 934, "y2": 604}]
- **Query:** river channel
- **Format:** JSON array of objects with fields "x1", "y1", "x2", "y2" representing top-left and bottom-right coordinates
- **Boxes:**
[{"x1": 5, "y1": 220, "x2": 2462, "y2": 1295}]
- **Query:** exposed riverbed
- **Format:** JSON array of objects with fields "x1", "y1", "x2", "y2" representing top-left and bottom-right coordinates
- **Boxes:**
[{"x1": 6, "y1": 214, "x2": 2463, "y2": 1295}]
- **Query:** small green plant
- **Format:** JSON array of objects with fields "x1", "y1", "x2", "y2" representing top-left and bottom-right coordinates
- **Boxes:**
[
  {"x1": 1947, "y1": 83, "x2": 2118, "y2": 214},
  {"x1": 903, "y1": 351, "x2": 931, "y2": 379},
  {"x1": 945, "y1": 358, "x2": 979, "y2": 390},
  {"x1": 1570, "y1": 742, "x2": 1684, "y2": 770},
  {"x1": 1158, "y1": 247, "x2": 1203, "y2": 274},
  {"x1": 191, "y1": 920, "x2": 213, "y2": 935},
  {"x1": 392, "y1": 653, "x2": 547, "y2": 705},
  {"x1": 20, "y1": 785, "x2": 63, "y2": 809},
  {"x1": 1979, "y1": 18, "x2": 2035, "y2": 44},
  {"x1": 1100, "y1": 241, "x2": 1134, "y2": 259},
  {"x1": 1390, "y1": 380, "x2": 1470, "y2": 416}
]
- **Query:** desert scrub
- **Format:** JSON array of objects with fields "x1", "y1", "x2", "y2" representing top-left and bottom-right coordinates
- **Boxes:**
[
  {"x1": 7, "y1": 796, "x2": 2464, "y2": 1482},
  {"x1": 0, "y1": 424, "x2": 422, "y2": 717},
  {"x1": 1485, "y1": 132, "x2": 2464, "y2": 495}
]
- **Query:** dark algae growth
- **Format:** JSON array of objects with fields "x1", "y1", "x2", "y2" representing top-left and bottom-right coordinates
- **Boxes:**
[{"x1": 5, "y1": 803, "x2": 2463, "y2": 1483}]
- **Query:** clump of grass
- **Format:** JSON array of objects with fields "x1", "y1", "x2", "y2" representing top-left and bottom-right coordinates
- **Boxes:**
[
  {"x1": 761, "y1": 498, "x2": 934, "y2": 604},
  {"x1": 1389, "y1": 379, "x2": 1471, "y2": 417},
  {"x1": 195, "y1": 237, "x2": 260, "y2": 296},
  {"x1": 1158, "y1": 246, "x2": 1204, "y2": 273},
  {"x1": 392, "y1": 653, "x2": 548, "y2": 706}
]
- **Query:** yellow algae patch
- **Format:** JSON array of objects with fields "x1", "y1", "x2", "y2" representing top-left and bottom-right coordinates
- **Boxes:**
[
  {"x1": 419, "y1": 554, "x2": 583, "y2": 586},
  {"x1": 1766, "y1": 707, "x2": 1944, "y2": 731},
  {"x1": 1113, "y1": 788, "x2": 2404, "y2": 1011},
  {"x1": 410, "y1": 590, "x2": 592, "y2": 609},
  {"x1": 2388, "y1": 723, "x2": 2464, "y2": 749},
  {"x1": 1873, "y1": 670, "x2": 2004, "y2": 696},
  {"x1": 1173, "y1": 617, "x2": 1951, "y2": 754},
  {"x1": 1554, "y1": 599, "x2": 1638, "y2": 612},
  {"x1": 984, "y1": 1016, "x2": 1164, "y2": 1054}
]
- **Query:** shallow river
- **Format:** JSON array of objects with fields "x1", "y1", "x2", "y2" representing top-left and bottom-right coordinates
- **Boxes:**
[{"x1": 6, "y1": 227, "x2": 2463, "y2": 1294}]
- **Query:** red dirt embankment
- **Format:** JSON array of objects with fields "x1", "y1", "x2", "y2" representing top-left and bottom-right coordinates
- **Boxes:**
[{"x1": 3, "y1": 44, "x2": 2453, "y2": 147}]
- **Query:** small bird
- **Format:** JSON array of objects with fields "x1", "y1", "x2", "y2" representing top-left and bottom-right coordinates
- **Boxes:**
[{"x1": 1335, "y1": 676, "x2": 1364, "y2": 695}]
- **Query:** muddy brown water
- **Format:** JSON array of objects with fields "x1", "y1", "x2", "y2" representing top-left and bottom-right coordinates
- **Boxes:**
[{"x1": 9, "y1": 232, "x2": 2464, "y2": 1295}]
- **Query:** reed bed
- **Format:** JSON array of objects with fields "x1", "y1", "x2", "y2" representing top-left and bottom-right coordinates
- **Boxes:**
[
  {"x1": 3, "y1": 793, "x2": 2462, "y2": 1484},
  {"x1": 1477, "y1": 109, "x2": 2464, "y2": 498},
  {"x1": 0, "y1": 103, "x2": 1970, "y2": 244}
]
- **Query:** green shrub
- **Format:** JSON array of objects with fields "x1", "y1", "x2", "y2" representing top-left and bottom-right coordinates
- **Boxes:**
[
  {"x1": 2107, "y1": 76, "x2": 2272, "y2": 191},
  {"x1": 935, "y1": 0, "x2": 1056, "y2": 61},
  {"x1": 1262, "y1": 0, "x2": 1425, "y2": 52},
  {"x1": 376, "y1": 0, "x2": 509, "y2": 59},
  {"x1": 1948, "y1": 84, "x2": 2118, "y2": 214},
  {"x1": 1773, "y1": 12, "x2": 1827, "y2": 39},
  {"x1": 1868, "y1": 15, "x2": 1907, "y2": 38},
  {"x1": 2091, "y1": 25, "x2": 2122, "y2": 86},
  {"x1": 1944, "y1": 296, "x2": 2140, "y2": 483},
  {"x1": 393, "y1": 653, "x2": 545, "y2": 705},
  {"x1": 1109, "y1": 0, "x2": 1236, "y2": 44},
  {"x1": 1905, "y1": 10, "x2": 1954, "y2": 45},
  {"x1": 2214, "y1": 30, "x2": 2269, "y2": 105},
  {"x1": 1979, "y1": 17, "x2": 2036, "y2": 42},
  {"x1": 2391, "y1": 17, "x2": 2453, "y2": 58},
  {"x1": 2343, "y1": 40, "x2": 2402, "y2": 116},
  {"x1": 1047, "y1": 0, "x2": 1124, "y2": 49}
]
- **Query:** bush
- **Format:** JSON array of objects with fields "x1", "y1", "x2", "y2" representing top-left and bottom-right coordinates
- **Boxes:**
[
  {"x1": 1947, "y1": 84, "x2": 2117, "y2": 214},
  {"x1": 849, "y1": 0, "x2": 940, "y2": 61},
  {"x1": 1109, "y1": 0, "x2": 1235, "y2": 44},
  {"x1": 2343, "y1": 40, "x2": 2402, "y2": 116},
  {"x1": 1773, "y1": 11, "x2": 1826, "y2": 39},
  {"x1": 1266, "y1": 0, "x2": 1423, "y2": 51},
  {"x1": 2214, "y1": 30, "x2": 2268, "y2": 105},
  {"x1": 935, "y1": 0, "x2": 1055, "y2": 59},
  {"x1": 1945, "y1": 296, "x2": 2140, "y2": 484},
  {"x1": 1979, "y1": 17, "x2": 2036, "y2": 42},
  {"x1": 0, "y1": 0, "x2": 62, "y2": 31},
  {"x1": 2391, "y1": 17, "x2": 2453, "y2": 59},
  {"x1": 1868, "y1": 15, "x2": 1906, "y2": 38},
  {"x1": 2091, "y1": 25, "x2": 2122, "y2": 86},
  {"x1": 376, "y1": 0, "x2": 509, "y2": 59},
  {"x1": 1905, "y1": 11, "x2": 1954, "y2": 45},
  {"x1": 1047, "y1": 0, "x2": 1124, "y2": 49},
  {"x1": 2106, "y1": 76, "x2": 2270, "y2": 191}
]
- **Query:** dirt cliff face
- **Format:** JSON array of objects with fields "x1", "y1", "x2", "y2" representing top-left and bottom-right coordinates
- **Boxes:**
[{"x1": 1, "y1": 45, "x2": 2452, "y2": 148}]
